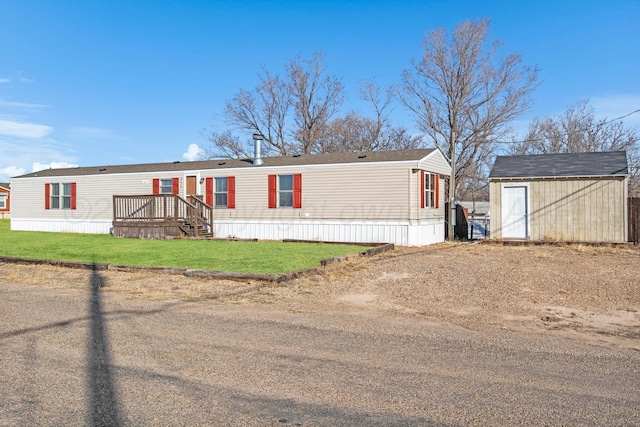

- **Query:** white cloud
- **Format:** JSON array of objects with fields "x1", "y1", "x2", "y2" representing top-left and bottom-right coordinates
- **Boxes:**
[
  {"x1": 0, "y1": 78, "x2": 10, "y2": 83},
  {"x1": 0, "y1": 136, "x2": 80, "y2": 182},
  {"x1": 32, "y1": 161, "x2": 79, "y2": 172},
  {"x1": 0, "y1": 165, "x2": 26, "y2": 180},
  {"x1": 182, "y1": 143, "x2": 204, "y2": 161},
  {"x1": 0, "y1": 119, "x2": 53, "y2": 138},
  {"x1": 0, "y1": 98, "x2": 49, "y2": 111}
]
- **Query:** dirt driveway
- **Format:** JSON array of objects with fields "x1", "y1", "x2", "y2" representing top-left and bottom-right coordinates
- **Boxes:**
[
  {"x1": 1, "y1": 243, "x2": 639, "y2": 425},
  {"x1": 6, "y1": 242, "x2": 638, "y2": 349}
]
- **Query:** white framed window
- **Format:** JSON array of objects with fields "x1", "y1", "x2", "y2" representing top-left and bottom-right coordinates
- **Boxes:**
[
  {"x1": 424, "y1": 173, "x2": 437, "y2": 207},
  {"x1": 205, "y1": 176, "x2": 235, "y2": 208},
  {"x1": 50, "y1": 183, "x2": 60, "y2": 209},
  {"x1": 0, "y1": 194, "x2": 6, "y2": 209},
  {"x1": 278, "y1": 174, "x2": 293, "y2": 208},
  {"x1": 61, "y1": 183, "x2": 72, "y2": 209},
  {"x1": 49, "y1": 183, "x2": 73, "y2": 209},
  {"x1": 214, "y1": 177, "x2": 228, "y2": 208},
  {"x1": 160, "y1": 179, "x2": 173, "y2": 194},
  {"x1": 268, "y1": 174, "x2": 300, "y2": 209}
]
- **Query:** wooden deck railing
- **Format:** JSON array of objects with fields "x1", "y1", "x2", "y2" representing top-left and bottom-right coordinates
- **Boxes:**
[
  {"x1": 187, "y1": 195, "x2": 214, "y2": 235},
  {"x1": 113, "y1": 194, "x2": 213, "y2": 237}
]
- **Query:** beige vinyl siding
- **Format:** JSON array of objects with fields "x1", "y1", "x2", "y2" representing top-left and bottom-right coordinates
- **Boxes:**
[
  {"x1": 302, "y1": 163, "x2": 408, "y2": 220},
  {"x1": 12, "y1": 161, "x2": 420, "y2": 223},
  {"x1": 409, "y1": 169, "x2": 446, "y2": 221},
  {"x1": 417, "y1": 150, "x2": 451, "y2": 176},
  {"x1": 208, "y1": 162, "x2": 411, "y2": 221},
  {"x1": 410, "y1": 170, "x2": 419, "y2": 220},
  {"x1": 415, "y1": 150, "x2": 449, "y2": 223},
  {"x1": 11, "y1": 172, "x2": 182, "y2": 221},
  {"x1": 11, "y1": 153, "x2": 451, "y2": 244},
  {"x1": 491, "y1": 177, "x2": 627, "y2": 242}
]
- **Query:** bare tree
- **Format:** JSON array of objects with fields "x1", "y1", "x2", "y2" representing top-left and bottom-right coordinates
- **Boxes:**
[
  {"x1": 287, "y1": 52, "x2": 345, "y2": 154},
  {"x1": 399, "y1": 19, "x2": 539, "y2": 205},
  {"x1": 223, "y1": 69, "x2": 291, "y2": 155},
  {"x1": 456, "y1": 161, "x2": 490, "y2": 201},
  {"x1": 205, "y1": 52, "x2": 345, "y2": 158},
  {"x1": 316, "y1": 80, "x2": 423, "y2": 153},
  {"x1": 510, "y1": 99, "x2": 639, "y2": 154},
  {"x1": 509, "y1": 99, "x2": 640, "y2": 196},
  {"x1": 202, "y1": 130, "x2": 250, "y2": 159}
]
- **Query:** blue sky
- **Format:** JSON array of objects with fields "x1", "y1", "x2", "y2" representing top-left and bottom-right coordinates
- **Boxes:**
[{"x1": 1, "y1": 0, "x2": 639, "y2": 181}]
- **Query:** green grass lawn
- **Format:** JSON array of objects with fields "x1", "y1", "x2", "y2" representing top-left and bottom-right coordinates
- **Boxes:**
[{"x1": 0, "y1": 220, "x2": 370, "y2": 274}]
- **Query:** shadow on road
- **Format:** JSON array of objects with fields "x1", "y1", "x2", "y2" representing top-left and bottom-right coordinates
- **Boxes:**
[
  {"x1": 87, "y1": 263, "x2": 123, "y2": 427},
  {"x1": 0, "y1": 267, "x2": 184, "y2": 425}
]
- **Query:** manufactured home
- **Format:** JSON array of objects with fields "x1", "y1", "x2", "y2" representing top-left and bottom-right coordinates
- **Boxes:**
[
  {"x1": 11, "y1": 148, "x2": 451, "y2": 246},
  {"x1": 0, "y1": 183, "x2": 9, "y2": 219},
  {"x1": 489, "y1": 151, "x2": 628, "y2": 242}
]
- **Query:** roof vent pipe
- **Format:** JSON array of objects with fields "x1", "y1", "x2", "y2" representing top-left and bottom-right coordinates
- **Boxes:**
[{"x1": 252, "y1": 133, "x2": 264, "y2": 166}]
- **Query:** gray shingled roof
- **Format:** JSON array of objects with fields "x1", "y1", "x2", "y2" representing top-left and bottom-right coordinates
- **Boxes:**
[
  {"x1": 14, "y1": 149, "x2": 437, "y2": 179},
  {"x1": 0, "y1": 182, "x2": 10, "y2": 190},
  {"x1": 489, "y1": 151, "x2": 628, "y2": 179}
]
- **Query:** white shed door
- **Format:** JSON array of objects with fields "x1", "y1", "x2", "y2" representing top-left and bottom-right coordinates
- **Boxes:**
[{"x1": 502, "y1": 186, "x2": 528, "y2": 239}]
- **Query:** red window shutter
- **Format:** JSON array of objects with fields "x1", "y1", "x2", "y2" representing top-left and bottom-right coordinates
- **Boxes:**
[
  {"x1": 172, "y1": 177, "x2": 179, "y2": 195},
  {"x1": 227, "y1": 176, "x2": 236, "y2": 209},
  {"x1": 152, "y1": 178, "x2": 160, "y2": 194},
  {"x1": 293, "y1": 174, "x2": 302, "y2": 209},
  {"x1": 268, "y1": 175, "x2": 277, "y2": 208},
  {"x1": 435, "y1": 174, "x2": 439, "y2": 209},
  {"x1": 420, "y1": 171, "x2": 425, "y2": 208},
  {"x1": 71, "y1": 182, "x2": 77, "y2": 210},
  {"x1": 205, "y1": 177, "x2": 213, "y2": 206},
  {"x1": 45, "y1": 183, "x2": 50, "y2": 210}
]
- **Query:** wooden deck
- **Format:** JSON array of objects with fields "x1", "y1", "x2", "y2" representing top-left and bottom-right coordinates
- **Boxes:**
[{"x1": 112, "y1": 194, "x2": 213, "y2": 239}]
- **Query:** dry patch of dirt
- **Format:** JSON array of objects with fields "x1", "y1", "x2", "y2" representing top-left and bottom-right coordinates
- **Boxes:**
[
  {"x1": 278, "y1": 242, "x2": 640, "y2": 350},
  {"x1": 0, "y1": 264, "x2": 274, "y2": 303},
  {"x1": 2, "y1": 242, "x2": 639, "y2": 349}
]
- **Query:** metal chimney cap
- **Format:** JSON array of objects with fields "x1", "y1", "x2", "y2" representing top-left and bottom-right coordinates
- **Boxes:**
[{"x1": 252, "y1": 133, "x2": 264, "y2": 140}]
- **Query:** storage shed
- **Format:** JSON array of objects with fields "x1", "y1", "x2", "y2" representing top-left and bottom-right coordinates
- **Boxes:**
[
  {"x1": 489, "y1": 151, "x2": 628, "y2": 242},
  {"x1": 11, "y1": 148, "x2": 451, "y2": 246}
]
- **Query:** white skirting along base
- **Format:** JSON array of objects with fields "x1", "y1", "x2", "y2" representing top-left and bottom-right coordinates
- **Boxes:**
[
  {"x1": 11, "y1": 218, "x2": 445, "y2": 246},
  {"x1": 11, "y1": 218, "x2": 113, "y2": 234},
  {"x1": 213, "y1": 219, "x2": 444, "y2": 246}
]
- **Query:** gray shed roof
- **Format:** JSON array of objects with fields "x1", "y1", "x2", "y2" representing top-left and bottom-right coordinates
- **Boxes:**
[
  {"x1": 0, "y1": 183, "x2": 10, "y2": 190},
  {"x1": 15, "y1": 148, "x2": 437, "y2": 179},
  {"x1": 489, "y1": 151, "x2": 628, "y2": 179}
]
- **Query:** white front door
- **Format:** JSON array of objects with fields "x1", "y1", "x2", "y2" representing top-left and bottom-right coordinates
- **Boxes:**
[{"x1": 502, "y1": 186, "x2": 528, "y2": 239}]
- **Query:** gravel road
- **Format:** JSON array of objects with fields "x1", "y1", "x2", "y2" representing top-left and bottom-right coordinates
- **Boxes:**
[{"x1": 1, "y1": 243, "x2": 639, "y2": 426}]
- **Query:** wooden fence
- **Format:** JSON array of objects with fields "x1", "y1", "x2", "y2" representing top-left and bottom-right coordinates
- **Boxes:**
[{"x1": 629, "y1": 197, "x2": 640, "y2": 245}]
